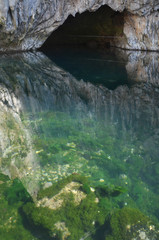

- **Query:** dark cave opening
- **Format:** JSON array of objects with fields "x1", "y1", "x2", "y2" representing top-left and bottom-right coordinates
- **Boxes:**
[
  {"x1": 40, "y1": 5, "x2": 128, "y2": 90},
  {"x1": 41, "y1": 5, "x2": 124, "y2": 50}
]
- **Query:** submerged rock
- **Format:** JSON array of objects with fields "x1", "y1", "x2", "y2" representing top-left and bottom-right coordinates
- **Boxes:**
[
  {"x1": 43, "y1": 181, "x2": 53, "y2": 189},
  {"x1": 54, "y1": 222, "x2": 71, "y2": 240},
  {"x1": 23, "y1": 175, "x2": 106, "y2": 239},
  {"x1": 106, "y1": 207, "x2": 159, "y2": 240},
  {"x1": 22, "y1": 175, "x2": 159, "y2": 240},
  {"x1": 37, "y1": 181, "x2": 86, "y2": 210}
]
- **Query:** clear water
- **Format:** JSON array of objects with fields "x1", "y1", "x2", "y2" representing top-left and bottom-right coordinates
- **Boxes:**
[{"x1": 0, "y1": 48, "x2": 159, "y2": 240}]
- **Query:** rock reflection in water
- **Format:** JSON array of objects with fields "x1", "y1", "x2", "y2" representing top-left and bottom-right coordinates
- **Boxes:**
[
  {"x1": 0, "y1": 51, "x2": 159, "y2": 175},
  {"x1": 0, "y1": 50, "x2": 158, "y2": 131},
  {"x1": 0, "y1": 50, "x2": 159, "y2": 239}
]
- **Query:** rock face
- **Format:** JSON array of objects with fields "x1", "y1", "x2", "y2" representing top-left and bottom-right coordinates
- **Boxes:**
[
  {"x1": 0, "y1": 50, "x2": 159, "y2": 124},
  {"x1": 0, "y1": 0, "x2": 158, "y2": 51},
  {"x1": 0, "y1": 51, "x2": 159, "y2": 159},
  {"x1": 0, "y1": 49, "x2": 159, "y2": 203}
]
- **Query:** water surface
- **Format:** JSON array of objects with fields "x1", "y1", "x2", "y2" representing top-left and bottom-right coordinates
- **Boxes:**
[
  {"x1": 0, "y1": 49, "x2": 159, "y2": 240},
  {"x1": 43, "y1": 46, "x2": 129, "y2": 89}
]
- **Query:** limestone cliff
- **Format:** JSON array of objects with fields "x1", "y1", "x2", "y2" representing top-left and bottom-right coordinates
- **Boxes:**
[{"x1": 0, "y1": 0, "x2": 158, "y2": 51}]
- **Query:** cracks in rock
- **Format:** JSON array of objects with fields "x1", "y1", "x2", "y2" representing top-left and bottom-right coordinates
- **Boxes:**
[
  {"x1": 8, "y1": 7, "x2": 16, "y2": 29},
  {"x1": 0, "y1": 0, "x2": 158, "y2": 51},
  {"x1": 8, "y1": 7, "x2": 13, "y2": 22}
]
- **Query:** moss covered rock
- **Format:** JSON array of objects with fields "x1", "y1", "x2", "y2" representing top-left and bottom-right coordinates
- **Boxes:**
[
  {"x1": 106, "y1": 207, "x2": 159, "y2": 240},
  {"x1": 0, "y1": 173, "x2": 36, "y2": 240},
  {"x1": 23, "y1": 174, "x2": 121, "y2": 239}
]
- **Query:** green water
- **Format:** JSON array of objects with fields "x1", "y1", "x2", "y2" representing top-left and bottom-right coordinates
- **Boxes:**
[{"x1": 0, "y1": 50, "x2": 159, "y2": 239}]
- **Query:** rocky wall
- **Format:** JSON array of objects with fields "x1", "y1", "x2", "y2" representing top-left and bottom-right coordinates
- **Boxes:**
[
  {"x1": 0, "y1": 0, "x2": 158, "y2": 51},
  {"x1": 0, "y1": 49, "x2": 159, "y2": 195}
]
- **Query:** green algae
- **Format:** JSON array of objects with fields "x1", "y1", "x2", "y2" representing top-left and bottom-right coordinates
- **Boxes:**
[
  {"x1": 0, "y1": 173, "x2": 37, "y2": 240},
  {"x1": 37, "y1": 174, "x2": 89, "y2": 200},
  {"x1": 95, "y1": 184, "x2": 126, "y2": 198},
  {"x1": 22, "y1": 174, "x2": 159, "y2": 240},
  {"x1": 23, "y1": 174, "x2": 126, "y2": 240},
  {"x1": 0, "y1": 107, "x2": 159, "y2": 239},
  {"x1": 106, "y1": 207, "x2": 159, "y2": 240},
  {"x1": 4, "y1": 178, "x2": 32, "y2": 205},
  {"x1": 26, "y1": 110, "x2": 159, "y2": 228}
]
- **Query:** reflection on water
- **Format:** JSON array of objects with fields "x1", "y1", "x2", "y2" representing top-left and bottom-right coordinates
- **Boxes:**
[
  {"x1": 42, "y1": 46, "x2": 129, "y2": 90},
  {"x1": 0, "y1": 50, "x2": 159, "y2": 240}
]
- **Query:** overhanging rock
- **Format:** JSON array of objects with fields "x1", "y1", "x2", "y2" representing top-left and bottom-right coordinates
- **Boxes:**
[{"x1": 0, "y1": 0, "x2": 158, "y2": 51}]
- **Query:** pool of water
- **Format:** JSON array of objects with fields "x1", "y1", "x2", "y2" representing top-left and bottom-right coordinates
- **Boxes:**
[
  {"x1": 0, "y1": 49, "x2": 159, "y2": 240},
  {"x1": 42, "y1": 46, "x2": 129, "y2": 90}
]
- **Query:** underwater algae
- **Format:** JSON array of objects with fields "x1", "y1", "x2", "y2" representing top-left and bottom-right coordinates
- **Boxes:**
[
  {"x1": 18, "y1": 110, "x2": 159, "y2": 239},
  {"x1": 22, "y1": 174, "x2": 135, "y2": 240},
  {"x1": 0, "y1": 173, "x2": 38, "y2": 240},
  {"x1": 0, "y1": 170, "x2": 158, "y2": 240},
  {"x1": 0, "y1": 46, "x2": 158, "y2": 240},
  {"x1": 0, "y1": 109, "x2": 159, "y2": 240}
]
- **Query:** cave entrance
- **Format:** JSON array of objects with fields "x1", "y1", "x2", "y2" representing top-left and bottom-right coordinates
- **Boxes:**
[
  {"x1": 40, "y1": 6, "x2": 128, "y2": 90},
  {"x1": 41, "y1": 5, "x2": 124, "y2": 50}
]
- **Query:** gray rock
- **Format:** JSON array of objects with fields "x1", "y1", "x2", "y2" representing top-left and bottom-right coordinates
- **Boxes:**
[
  {"x1": 0, "y1": 50, "x2": 159, "y2": 132},
  {"x1": 0, "y1": 0, "x2": 158, "y2": 51},
  {"x1": 43, "y1": 182, "x2": 53, "y2": 189}
]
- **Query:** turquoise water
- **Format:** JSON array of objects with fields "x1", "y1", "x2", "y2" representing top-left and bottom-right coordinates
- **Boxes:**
[{"x1": 0, "y1": 49, "x2": 159, "y2": 239}]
